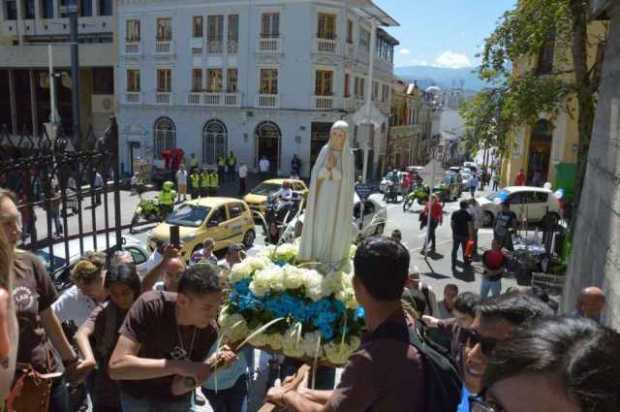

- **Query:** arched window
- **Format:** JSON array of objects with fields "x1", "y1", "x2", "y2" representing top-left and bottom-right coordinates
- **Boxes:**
[
  {"x1": 202, "y1": 119, "x2": 227, "y2": 165},
  {"x1": 255, "y1": 121, "x2": 281, "y2": 172},
  {"x1": 153, "y1": 117, "x2": 176, "y2": 159}
]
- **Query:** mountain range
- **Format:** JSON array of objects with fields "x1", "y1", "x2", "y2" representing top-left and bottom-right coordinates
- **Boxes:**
[{"x1": 394, "y1": 65, "x2": 491, "y2": 92}]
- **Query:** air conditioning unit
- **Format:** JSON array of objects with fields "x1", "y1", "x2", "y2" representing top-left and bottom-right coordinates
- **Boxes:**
[{"x1": 92, "y1": 95, "x2": 115, "y2": 113}]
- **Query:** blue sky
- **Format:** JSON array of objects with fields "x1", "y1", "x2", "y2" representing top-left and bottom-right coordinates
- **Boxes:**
[{"x1": 376, "y1": 0, "x2": 516, "y2": 68}]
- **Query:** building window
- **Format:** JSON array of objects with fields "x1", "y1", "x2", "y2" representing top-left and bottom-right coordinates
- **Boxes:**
[
  {"x1": 537, "y1": 32, "x2": 555, "y2": 75},
  {"x1": 98, "y1": 0, "x2": 112, "y2": 16},
  {"x1": 206, "y1": 69, "x2": 223, "y2": 92},
  {"x1": 41, "y1": 0, "x2": 54, "y2": 18},
  {"x1": 317, "y1": 13, "x2": 336, "y2": 40},
  {"x1": 126, "y1": 19, "x2": 140, "y2": 42},
  {"x1": 260, "y1": 68, "x2": 278, "y2": 94},
  {"x1": 261, "y1": 13, "x2": 280, "y2": 38},
  {"x1": 315, "y1": 70, "x2": 333, "y2": 96},
  {"x1": 25, "y1": 0, "x2": 35, "y2": 19},
  {"x1": 347, "y1": 19, "x2": 353, "y2": 44},
  {"x1": 153, "y1": 117, "x2": 176, "y2": 160},
  {"x1": 354, "y1": 77, "x2": 365, "y2": 98},
  {"x1": 191, "y1": 69, "x2": 203, "y2": 92},
  {"x1": 126, "y1": 69, "x2": 140, "y2": 92},
  {"x1": 5, "y1": 0, "x2": 17, "y2": 20},
  {"x1": 359, "y1": 28, "x2": 370, "y2": 51},
  {"x1": 93, "y1": 68, "x2": 114, "y2": 94},
  {"x1": 192, "y1": 16, "x2": 203, "y2": 38},
  {"x1": 79, "y1": 0, "x2": 92, "y2": 17},
  {"x1": 207, "y1": 15, "x2": 224, "y2": 52},
  {"x1": 203, "y1": 120, "x2": 227, "y2": 165},
  {"x1": 381, "y1": 84, "x2": 390, "y2": 102},
  {"x1": 227, "y1": 68, "x2": 238, "y2": 93},
  {"x1": 344, "y1": 73, "x2": 350, "y2": 97},
  {"x1": 228, "y1": 14, "x2": 239, "y2": 51},
  {"x1": 156, "y1": 18, "x2": 172, "y2": 41},
  {"x1": 157, "y1": 68, "x2": 172, "y2": 92},
  {"x1": 372, "y1": 81, "x2": 379, "y2": 101}
]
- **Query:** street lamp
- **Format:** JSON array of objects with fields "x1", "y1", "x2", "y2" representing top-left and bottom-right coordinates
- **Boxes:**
[{"x1": 59, "y1": 0, "x2": 81, "y2": 150}]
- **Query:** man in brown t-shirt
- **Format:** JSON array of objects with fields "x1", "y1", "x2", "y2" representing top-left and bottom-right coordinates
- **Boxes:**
[
  {"x1": 109, "y1": 263, "x2": 237, "y2": 411},
  {"x1": 267, "y1": 237, "x2": 427, "y2": 411}
]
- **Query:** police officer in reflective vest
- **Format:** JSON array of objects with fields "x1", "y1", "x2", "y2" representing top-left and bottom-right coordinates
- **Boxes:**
[
  {"x1": 200, "y1": 169, "x2": 210, "y2": 198},
  {"x1": 189, "y1": 169, "x2": 201, "y2": 199},
  {"x1": 208, "y1": 169, "x2": 219, "y2": 196},
  {"x1": 226, "y1": 151, "x2": 237, "y2": 182},
  {"x1": 158, "y1": 181, "x2": 176, "y2": 218},
  {"x1": 217, "y1": 155, "x2": 226, "y2": 183}
]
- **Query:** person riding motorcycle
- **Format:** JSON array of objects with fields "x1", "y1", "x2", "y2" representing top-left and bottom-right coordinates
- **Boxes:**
[
  {"x1": 158, "y1": 181, "x2": 176, "y2": 218},
  {"x1": 275, "y1": 181, "x2": 294, "y2": 207}
]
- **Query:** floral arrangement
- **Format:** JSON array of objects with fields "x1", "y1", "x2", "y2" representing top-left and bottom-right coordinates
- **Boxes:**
[{"x1": 219, "y1": 243, "x2": 364, "y2": 365}]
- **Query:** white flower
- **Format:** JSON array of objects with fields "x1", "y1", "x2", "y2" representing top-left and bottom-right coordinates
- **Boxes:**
[
  {"x1": 321, "y1": 271, "x2": 345, "y2": 297},
  {"x1": 246, "y1": 256, "x2": 271, "y2": 271},
  {"x1": 281, "y1": 324, "x2": 305, "y2": 358},
  {"x1": 218, "y1": 311, "x2": 249, "y2": 343},
  {"x1": 250, "y1": 265, "x2": 285, "y2": 297},
  {"x1": 301, "y1": 331, "x2": 323, "y2": 358},
  {"x1": 323, "y1": 336, "x2": 361, "y2": 365},
  {"x1": 282, "y1": 265, "x2": 306, "y2": 290},
  {"x1": 229, "y1": 261, "x2": 253, "y2": 284},
  {"x1": 304, "y1": 269, "x2": 326, "y2": 301}
]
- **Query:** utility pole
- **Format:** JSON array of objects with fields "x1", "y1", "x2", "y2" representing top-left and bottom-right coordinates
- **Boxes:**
[
  {"x1": 362, "y1": 19, "x2": 377, "y2": 183},
  {"x1": 62, "y1": 0, "x2": 81, "y2": 150}
]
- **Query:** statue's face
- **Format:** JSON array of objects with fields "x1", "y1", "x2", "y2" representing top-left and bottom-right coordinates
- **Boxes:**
[{"x1": 329, "y1": 128, "x2": 347, "y2": 150}]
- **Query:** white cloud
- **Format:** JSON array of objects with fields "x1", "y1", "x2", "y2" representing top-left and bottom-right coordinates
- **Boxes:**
[
  {"x1": 434, "y1": 51, "x2": 473, "y2": 69},
  {"x1": 399, "y1": 48, "x2": 411, "y2": 55},
  {"x1": 409, "y1": 58, "x2": 429, "y2": 66}
]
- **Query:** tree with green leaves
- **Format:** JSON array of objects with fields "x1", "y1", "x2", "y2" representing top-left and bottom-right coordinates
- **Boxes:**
[{"x1": 460, "y1": 0, "x2": 607, "y2": 228}]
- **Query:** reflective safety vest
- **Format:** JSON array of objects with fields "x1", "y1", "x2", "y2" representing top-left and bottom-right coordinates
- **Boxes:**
[
  {"x1": 190, "y1": 174, "x2": 200, "y2": 188},
  {"x1": 227, "y1": 155, "x2": 236, "y2": 167},
  {"x1": 208, "y1": 172, "x2": 219, "y2": 188},
  {"x1": 200, "y1": 174, "x2": 210, "y2": 188},
  {"x1": 159, "y1": 190, "x2": 175, "y2": 206},
  {"x1": 217, "y1": 157, "x2": 226, "y2": 167},
  {"x1": 190, "y1": 158, "x2": 199, "y2": 168}
]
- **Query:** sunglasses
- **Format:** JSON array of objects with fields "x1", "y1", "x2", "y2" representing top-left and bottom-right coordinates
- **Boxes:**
[{"x1": 460, "y1": 328, "x2": 498, "y2": 357}]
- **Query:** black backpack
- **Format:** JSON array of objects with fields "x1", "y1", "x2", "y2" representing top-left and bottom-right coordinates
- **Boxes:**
[{"x1": 372, "y1": 319, "x2": 462, "y2": 412}]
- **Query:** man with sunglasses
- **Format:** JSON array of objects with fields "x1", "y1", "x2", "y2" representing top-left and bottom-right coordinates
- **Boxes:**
[{"x1": 459, "y1": 292, "x2": 554, "y2": 412}]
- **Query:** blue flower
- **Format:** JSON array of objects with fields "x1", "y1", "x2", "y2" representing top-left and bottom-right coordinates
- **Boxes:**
[{"x1": 354, "y1": 306, "x2": 365, "y2": 320}]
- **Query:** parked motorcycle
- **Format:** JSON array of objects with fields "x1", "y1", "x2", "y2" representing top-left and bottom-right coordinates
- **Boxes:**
[
  {"x1": 263, "y1": 192, "x2": 303, "y2": 244},
  {"x1": 129, "y1": 199, "x2": 163, "y2": 233},
  {"x1": 383, "y1": 181, "x2": 401, "y2": 203}
]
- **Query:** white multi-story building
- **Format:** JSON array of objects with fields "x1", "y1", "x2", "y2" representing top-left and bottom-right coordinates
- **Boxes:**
[
  {"x1": 116, "y1": 0, "x2": 398, "y2": 178},
  {"x1": 0, "y1": 0, "x2": 116, "y2": 137}
]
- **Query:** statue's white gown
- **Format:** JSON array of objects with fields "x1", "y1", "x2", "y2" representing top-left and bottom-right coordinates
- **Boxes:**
[{"x1": 298, "y1": 144, "x2": 354, "y2": 272}]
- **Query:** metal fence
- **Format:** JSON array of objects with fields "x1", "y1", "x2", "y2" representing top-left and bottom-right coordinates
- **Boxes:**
[{"x1": 0, "y1": 117, "x2": 122, "y2": 278}]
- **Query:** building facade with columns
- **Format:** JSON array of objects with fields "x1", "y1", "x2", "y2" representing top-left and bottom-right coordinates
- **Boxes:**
[
  {"x1": 0, "y1": 0, "x2": 116, "y2": 137},
  {"x1": 115, "y1": 0, "x2": 397, "y2": 178}
]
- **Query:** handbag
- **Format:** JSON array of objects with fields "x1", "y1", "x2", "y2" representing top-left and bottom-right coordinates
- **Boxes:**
[{"x1": 5, "y1": 363, "x2": 61, "y2": 412}]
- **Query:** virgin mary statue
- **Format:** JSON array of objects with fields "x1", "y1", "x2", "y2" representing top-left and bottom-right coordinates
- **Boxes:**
[{"x1": 298, "y1": 120, "x2": 354, "y2": 272}]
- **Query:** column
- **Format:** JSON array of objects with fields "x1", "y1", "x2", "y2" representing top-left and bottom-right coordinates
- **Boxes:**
[
  {"x1": 8, "y1": 70, "x2": 18, "y2": 135},
  {"x1": 92, "y1": 0, "x2": 98, "y2": 16},
  {"x1": 16, "y1": 0, "x2": 24, "y2": 44},
  {"x1": 34, "y1": 0, "x2": 40, "y2": 20},
  {"x1": 52, "y1": 0, "x2": 59, "y2": 18},
  {"x1": 29, "y1": 69, "x2": 39, "y2": 137}
]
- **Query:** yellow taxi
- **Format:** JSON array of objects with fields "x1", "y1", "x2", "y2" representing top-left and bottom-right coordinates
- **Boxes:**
[
  {"x1": 243, "y1": 178, "x2": 309, "y2": 215},
  {"x1": 147, "y1": 197, "x2": 255, "y2": 260}
]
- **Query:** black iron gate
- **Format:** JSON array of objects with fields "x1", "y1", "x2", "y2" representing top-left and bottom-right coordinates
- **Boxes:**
[{"x1": 0, "y1": 117, "x2": 122, "y2": 280}]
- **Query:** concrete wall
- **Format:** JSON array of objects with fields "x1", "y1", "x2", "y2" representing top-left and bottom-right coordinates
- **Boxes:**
[{"x1": 563, "y1": 3, "x2": 620, "y2": 329}]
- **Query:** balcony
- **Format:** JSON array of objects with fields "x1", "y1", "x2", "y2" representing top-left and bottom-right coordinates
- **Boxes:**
[
  {"x1": 155, "y1": 40, "x2": 173, "y2": 54},
  {"x1": 124, "y1": 42, "x2": 141, "y2": 55},
  {"x1": 256, "y1": 94, "x2": 279, "y2": 109},
  {"x1": 258, "y1": 37, "x2": 281, "y2": 53},
  {"x1": 345, "y1": 96, "x2": 364, "y2": 112},
  {"x1": 124, "y1": 92, "x2": 141, "y2": 104},
  {"x1": 187, "y1": 93, "x2": 201, "y2": 105},
  {"x1": 313, "y1": 95, "x2": 337, "y2": 110},
  {"x1": 204, "y1": 93, "x2": 222, "y2": 106},
  {"x1": 156, "y1": 92, "x2": 173, "y2": 105},
  {"x1": 315, "y1": 37, "x2": 337, "y2": 53},
  {"x1": 224, "y1": 93, "x2": 240, "y2": 106},
  {"x1": 207, "y1": 40, "x2": 223, "y2": 54},
  {"x1": 227, "y1": 41, "x2": 238, "y2": 54}
]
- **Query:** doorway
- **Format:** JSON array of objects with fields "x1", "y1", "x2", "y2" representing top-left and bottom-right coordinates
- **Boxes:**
[
  {"x1": 310, "y1": 122, "x2": 332, "y2": 168},
  {"x1": 255, "y1": 121, "x2": 281, "y2": 174},
  {"x1": 528, "y1": 119, "x2": 553, "y2": 184}
]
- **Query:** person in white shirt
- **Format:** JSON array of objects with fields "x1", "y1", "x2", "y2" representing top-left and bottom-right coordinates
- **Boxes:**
[
  {"x1": 238, "y1": 163, "x2": 248, "y2": 195},
  {"x1": 259, "y1": 156, "x2": 270, "y2": 178},
  {"x1": 275, "y1": 181, "x2": 294, "y2": 207},
  {"x1": 468, "y1": 198, "x2": 483, "y2": 257},
  {"x1": 175, "y1": 164, "x2": 188, "y2": 202},
  {"x1": 52, "y1": 257, "x2": 108, "y2": 329}
]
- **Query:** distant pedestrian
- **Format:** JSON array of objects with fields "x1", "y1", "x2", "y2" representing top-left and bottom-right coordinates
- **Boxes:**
[
  {"x1": 515, "y1": 168, "x2": 526, "y2": 186},
  {"x1": 93, "y1": 171, "x2": 103, "y2": 206},
  {"x1": 200, "y1": 169, "x2": 210, "y2": 198},
  {"x1": 238, "y1": 163, "x2": 248, "y2": 196},
  {"x1": 217, "y1": 154, "x2": 227, "y2": 183},
  {"x1": 493, "y1": 201, "x2": 517, "y2": 251},
  {"x1": 227, "y1": 151, "x2": 237, "y2": 182},
  {"x1": 189, "y1": 169, "x2": 201, "y2": 199},
  {"x1": 176, "y1": 164, "x2": 188, "y2": 202},
  {"x1": 492, "y1": 171, "x2": 500, "y2": 191},
  {"x1": 259, "y1": 156, "x2": 270, "y2": 178},
  {"x1": 47, "y1": 185, "x2": 63, "y2": 239},
  {"x1": 468, "y1": 174, "x2": 479, "y2": 198},
  {"x1": 532, "y1": 169, "x2": 543, "y2": 187},
  {"x1": 422, "y1": 195, "x2": 443, "y2": 254},
  {"x1": 468, "y1": 198, "x2": 483, "y2": 257},
  {"x1": 190, "y1": 238, "x2": 218, "y2": 266},
  {"x1": 480, "y1": 238, "x2": 506, "y2": 298},
  {"x1": 451, "y1": 200, "x2": 473, "y2": 273},
  {"x1": 291, "y1": 154, "x2": 301, "y2": 178}
]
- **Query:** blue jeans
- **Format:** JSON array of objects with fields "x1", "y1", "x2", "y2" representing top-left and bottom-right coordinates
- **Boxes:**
[
  {"x1": 480, "y1": 277, "x2": 502, "y2": 299},
  {"x1": 120, "y1": 390, "x2": 192, "y2": 412},
  {"x1": 50, "y1": 376, "x2": 71, "y2": 412},
  {"x1": 202, "y1": 374, "x2": 248, "y2": 412}
]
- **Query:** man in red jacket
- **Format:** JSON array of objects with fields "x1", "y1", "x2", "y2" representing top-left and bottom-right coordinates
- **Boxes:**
[{"x1": 423, "y1": 195, "x2": 443, "y2": 254}]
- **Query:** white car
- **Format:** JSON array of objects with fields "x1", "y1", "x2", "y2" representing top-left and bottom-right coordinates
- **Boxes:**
[
  {"x1": 35, "y1": 234, "x2": 149, "y2": 290},
  {"x1": 282, "y1": 194, "x2": 387, "y2": 242},
  {"x1": 477, "y1": 186, "x2": 561, "y2": 227}
]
